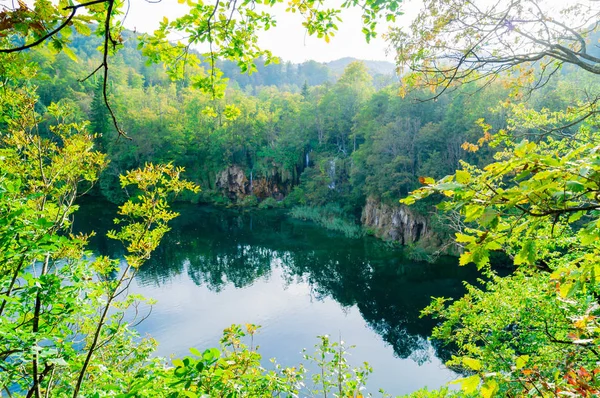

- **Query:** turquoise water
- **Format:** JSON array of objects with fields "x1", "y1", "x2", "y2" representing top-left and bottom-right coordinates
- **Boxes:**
[{"x1": 75, "y1": 200, "x2": 479, "y2": 395}]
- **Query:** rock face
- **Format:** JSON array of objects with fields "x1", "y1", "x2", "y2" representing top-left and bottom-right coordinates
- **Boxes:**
[
  {"x1": 361, "y1": 196, "x2": 456, "y2": 255},
  {"x1": 361, "y1": 197, "x2": 431, "y2": 245},
  {"x1": 215, "y1": 165, "x2": 289, "y2": 200},
  {"x1": 216, "y1": 165, "x2": 248, "y2": 199}
]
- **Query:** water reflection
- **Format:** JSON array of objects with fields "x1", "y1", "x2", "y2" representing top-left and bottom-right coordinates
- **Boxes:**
[{"x1": 75, "y1": 199, "x2": 479, "y2": 393}]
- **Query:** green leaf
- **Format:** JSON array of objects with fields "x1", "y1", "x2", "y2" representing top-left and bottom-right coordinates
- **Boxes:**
[
  {"x1": 72, "y1": 21, "x2": 91, "y2": 36},
  {"x1": 400, "y1": 196, "x2": 416, "y2": 205},
  {"x1": 480, "y1": 208, "x2": 498, "y2": 227},
  {"x1": 196, "y1": 361, "x2": 205, "y2": 372},
  {"x1": 202, "y1": 348, "x2": 220, "y2": 363},
  {"x1": 435, "y1": 182, "x2": 463, "y2": 191},
  {"x1": 453, "y1": 375, "x2": 480, "y2": 394},
  {"x1": 566, "y1": 180, "x2": 585, "y2": 192},
  {"x1": 456, "y1": 233, "x2": 475, "y2": 244},
  {"x1": 559, "y1": 282, "x2": 574, "y2": 298},
  {"x1": 459, "y1": 251, "x2": 475, "y2": 266},
  {"x1": 62, "y1": 46, "x2": 78, "y2": 62},
  {"x1": 514, "y1": 239, "x2": 535, "y2": 266},
  {"x1": 464, "y1": 204, "x2": 484, "y2": 222}
]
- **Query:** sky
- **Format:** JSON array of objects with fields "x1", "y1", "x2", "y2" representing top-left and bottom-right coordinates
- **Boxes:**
[{"x1": 120, "y1": 0, "x2": 416, "y2": 63}]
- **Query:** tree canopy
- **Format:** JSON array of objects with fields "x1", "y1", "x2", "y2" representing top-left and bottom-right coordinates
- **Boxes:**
[
  {"x1": 396, "y1": 0, "x2": 600, "y2": 396},
  {"x1": 3, "y1": 0, "x2": 600, "y2": 396},
  {"x1": 392, "y1": 0, "x2": 600, "y2": 100},
  {"x1": 0, "y1": 0, "x2": 401, "y2": 136}
]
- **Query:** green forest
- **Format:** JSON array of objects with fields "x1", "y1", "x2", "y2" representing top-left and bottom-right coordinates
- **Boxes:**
[
  {"x1": 24, "y1": 30, "x2": 522, "y2": 250},
  {"x1": 2, "y1": 0, "x2": 600, "y2": 396}
]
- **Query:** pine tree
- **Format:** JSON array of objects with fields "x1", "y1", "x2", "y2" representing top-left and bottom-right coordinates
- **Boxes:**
[{"x1": 301, "y1": 80, "x2": 310, "y2": 99}]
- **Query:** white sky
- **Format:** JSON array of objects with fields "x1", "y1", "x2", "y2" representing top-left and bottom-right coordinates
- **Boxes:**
[{"x1": 121, "y1": 0, "x2": 417, "y2": 63}]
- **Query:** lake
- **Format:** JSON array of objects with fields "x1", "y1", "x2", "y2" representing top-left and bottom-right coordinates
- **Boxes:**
[{"x1": 74, "y1": 199, "x2": 479, "y2": 395}]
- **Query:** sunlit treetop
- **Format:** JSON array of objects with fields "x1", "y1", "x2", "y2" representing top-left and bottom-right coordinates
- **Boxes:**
[{"x1": 0, "y1": 0, "x2": 402, "y2": 137}]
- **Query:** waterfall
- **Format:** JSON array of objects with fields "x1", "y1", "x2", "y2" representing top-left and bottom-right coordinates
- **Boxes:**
[
  {"x1": 305, "y1": 152, "x2": 309, "y2": 168},
  {"x1": 327, "y1": 159, "x2": 336, "y2": 190},
  {"x1": 250, "y1": 171, "x2": 253, "y2": 192}
]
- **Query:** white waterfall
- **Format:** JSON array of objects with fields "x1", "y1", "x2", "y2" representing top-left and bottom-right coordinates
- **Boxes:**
[{"x1": 327, "y1": 159, "x2": 336, "y2": 190}]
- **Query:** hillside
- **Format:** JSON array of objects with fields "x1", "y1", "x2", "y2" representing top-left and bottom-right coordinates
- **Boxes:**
[
  {"x1": 68, "y1": 30, "x2": 396, "y2": 92},
  {"x1": 325, "y1": 57, "x2": 397, "y2": 76}
]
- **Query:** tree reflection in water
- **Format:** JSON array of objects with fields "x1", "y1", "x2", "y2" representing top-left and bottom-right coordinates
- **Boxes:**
[{"x1": 76, "y1": 199, "x2": 479, "y2": 366}]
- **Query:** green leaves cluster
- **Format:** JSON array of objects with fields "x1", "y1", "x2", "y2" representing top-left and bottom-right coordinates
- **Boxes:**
[
  {"x1": 136, "y1": 0, "x2": 402, "y2": 97},
  {"x1": 0, "y1": 70, "x2": 202, "y2": 396},
  {"x1": 302, "y1": 334, "x2": 373, "y2": 397},
  {"x1": 162, "y1": 324, "x2": 304, "y2": 397},
  {"x1": 403, "y1": 101, "x2": 600, "y2": 395}
]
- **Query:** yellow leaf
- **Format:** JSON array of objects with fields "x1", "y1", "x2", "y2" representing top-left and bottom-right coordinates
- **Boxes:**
[
  {"x1": 515, "y1": 355, "x2": 529, "y2": 369},
  {"x1": 463, "y1": 357, "x2": 482, "y2": 371},
  {"x1": 481, "y1": 379, "x2": 499, "y2": 398},
  {"x1": 459, "y1": 251, "x2": 474, "y2": 266},
  {"x1": 559, "y1": 282, "x2": 573, "y2": 298},
  {"x1": 457, "y1": 375, "x2": 480, "y2": 394},
  {"x1": 455, "y1": 233, "x2": 475, "y2": 244},
  {"x1": 419, "y1": 176, "x2": 435, "y2": 185},
  {"x1": 456, "y1": 170, "x2": 471, "y2": 184}
]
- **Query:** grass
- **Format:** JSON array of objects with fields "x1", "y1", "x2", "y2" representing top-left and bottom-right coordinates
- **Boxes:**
[{"x1": 289, "y1": 204, "x2": 364, "y2": 238}]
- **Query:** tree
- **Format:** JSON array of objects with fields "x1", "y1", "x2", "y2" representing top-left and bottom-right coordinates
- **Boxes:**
[
  {"x1": 301, "y1": 80, "x2": 310, "y2": 99},
  {"x1": 319, "y1": 61, "x2": 374, "y2": 155},
  {"x1": 391, "y1": 0, "x2": 600, "y2": 100},
  {"x1": 397, "y1": 0, "x2": 600, "y2": 396},
  {"x1": 90, "y1": 79, "x2": 112, "y2": 146},
  {"x1": 0, "y1": 62, "x2": 201, "y2": 395},
  {"x1": 0, "y1": 0, "x2": 402, "y2": 137}
]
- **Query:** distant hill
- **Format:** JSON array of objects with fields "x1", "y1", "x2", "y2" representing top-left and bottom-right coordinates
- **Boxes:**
[
  {"x1": 68, "y1": 29, "x2": 397, "y2": 92},
  {"x1": 220, "y1": 56, "x2": 398, "y2": 91},
  {"x1": 325, "y1": 57, "x2": 397, "y2": 77}
]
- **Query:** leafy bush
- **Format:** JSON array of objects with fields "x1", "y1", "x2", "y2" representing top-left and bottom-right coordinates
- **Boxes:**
[
  {"x1": 404, "y1": 243, "x2": 432, "y2": 263},
  {"x1": 403, "y1": 387, "x2": 468, "y2": 397},
  {"x1": 258, "y1": 197, "x2": 281, "y2": 209},
  {"x1": 282, "y1": 186, "x2": 308, "y2": 207},
  {"x1": 158, "y1": 325, "x2": 376, "y2": 398},
  {"x1": 212, "y1": 194, "x2": 232, "y2": 206},
  {"x1": 238, "y1": 194, "x2": 259, "y2": 207}
]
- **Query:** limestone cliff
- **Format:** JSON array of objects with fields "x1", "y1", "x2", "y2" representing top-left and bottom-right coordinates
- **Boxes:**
[
  {"x1": 361, "y1": 197, "x2": 457, "y2": 255},
  {"x1": 215, "y1": 165, "x2": 289, "y2": 200},
  {"x1": 216, "y1": 165, "x2": 248, "y2": 199}
]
